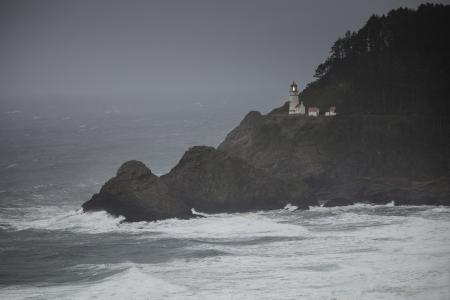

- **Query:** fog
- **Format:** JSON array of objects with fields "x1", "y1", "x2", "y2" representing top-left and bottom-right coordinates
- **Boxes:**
[{"x1": 1, "y1": 0, "x2": 444, "y2": 113}]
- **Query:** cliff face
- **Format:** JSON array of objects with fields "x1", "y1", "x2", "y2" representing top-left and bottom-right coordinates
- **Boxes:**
[
  {"x1": 83, "y1": 147, "x2": 316, "y2": 221},
  {"x1": 83, "y1": 109, "x2": 450, "y2": 222},
  {"x1": 82, "y1": 160, "x2": 193, "y2": 222},
  {"x1": 162, "y1": 146, "x2": 315, "y2": 213},
  {"x1": 218, "y1": 111, "x2": 450, "y2": 205}
]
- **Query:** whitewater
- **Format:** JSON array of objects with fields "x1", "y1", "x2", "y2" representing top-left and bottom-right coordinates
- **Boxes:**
[{"x1": 1, "y1": 100, "x2": 449, "y2": 299}]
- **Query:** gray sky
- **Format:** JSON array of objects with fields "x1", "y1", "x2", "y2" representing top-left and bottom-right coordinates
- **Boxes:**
[{"x1": 1, "y1": 0, "x2": 446, "y2": 110}]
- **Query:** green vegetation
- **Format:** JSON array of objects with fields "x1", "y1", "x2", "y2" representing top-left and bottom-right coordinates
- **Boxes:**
[{"x1": 300, "y1": 4, "x2": 450, "y2": 115}]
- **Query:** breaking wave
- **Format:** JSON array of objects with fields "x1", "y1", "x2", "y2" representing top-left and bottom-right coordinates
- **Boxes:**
[
  {"x1": 1, "y1": 203, "x2": 449, "y2": 299},
  {"x1": 0, "y1": 263, "x2": 186, "y2": 300},
  {"x1": 1, "y1": 205, "x2": 309, "y2": 239}
]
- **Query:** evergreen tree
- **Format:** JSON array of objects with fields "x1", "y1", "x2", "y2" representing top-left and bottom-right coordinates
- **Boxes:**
[{"x1": 304, "y1": 4, "x2": 450, "y2": 115}]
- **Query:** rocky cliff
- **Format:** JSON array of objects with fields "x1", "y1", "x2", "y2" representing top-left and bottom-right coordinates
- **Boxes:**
[
  {"x1": 162, "y1": 146, "x2": 314, "y2": 213},
  {"x1": 218, "y1": 109, "x2": 450, "y2": 206},
  {"x1": 83, "y1": 147, "x2": 314, "y2": 222},
  {"x1": 83, "y1": 110, "x2": 449, "y2": 222},
  {"x1": 82, "y1": 160, "x2": 193, "y2": 222}
]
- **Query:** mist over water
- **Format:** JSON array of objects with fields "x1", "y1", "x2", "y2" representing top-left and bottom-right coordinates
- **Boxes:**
[{"x1": 1, "y1": 98, "x2": 449, "y2": 299}]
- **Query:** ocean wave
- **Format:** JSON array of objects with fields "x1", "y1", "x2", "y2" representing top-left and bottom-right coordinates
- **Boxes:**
[
  {"x1": 1, "y1": 205, "x2": 449, "y2": 300},
  {"x1": 310, "y1": 202, "x2": 450, "y2": 214},
  {"x1": 0, "y1": 263, "x2": 186, "y2": 300},
  {"x1": 3, "y1": 202, "x2": 448, "y2": 239},
  {"x1": 2, "y1": 208, "x2": 125, "y2": 234},
  {"x1": 2, "y1": 205, "x2": 309, "y2": 239},
  {"x1": 144, "y1": 212, "x2": 309, "y2": 239},
  {"x1": 285, "y1": 203, "x2": 450, "y2": 246}
]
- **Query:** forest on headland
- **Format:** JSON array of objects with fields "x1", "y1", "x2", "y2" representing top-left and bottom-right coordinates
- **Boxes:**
[{"x1": 300, "y1": 4, "x2": 450, "y2": 115}]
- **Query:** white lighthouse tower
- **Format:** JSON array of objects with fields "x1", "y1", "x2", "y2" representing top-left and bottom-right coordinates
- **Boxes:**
[{"x1": 288, "y1": 81, "x2": 304, "y2": 115}]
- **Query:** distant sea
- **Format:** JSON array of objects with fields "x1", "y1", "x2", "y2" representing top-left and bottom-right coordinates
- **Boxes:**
[{"x1": 1, "y1": 98, "x2": 449, "y2": 299}]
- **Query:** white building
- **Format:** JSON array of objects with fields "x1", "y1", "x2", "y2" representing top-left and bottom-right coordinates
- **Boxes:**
[
  {"x1": 298, "y1": 101, "x2": 305, "y2": 114},
  {"x1": 308, "y1": 107, "x2": 320, "y2": 117},
  {"x1": 325, "y1": 106, "x2": 337, "y2": 116},
  {"x1": 288, "y1": 81, "x2": 305, "y2": 115}
]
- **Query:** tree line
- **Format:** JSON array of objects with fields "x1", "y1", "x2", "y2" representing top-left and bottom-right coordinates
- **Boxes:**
[{"x1": 301, "y1": 4, "x2": 450, "y2": 115}]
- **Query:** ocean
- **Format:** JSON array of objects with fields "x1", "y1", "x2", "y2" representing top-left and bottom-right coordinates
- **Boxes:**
[{"x1": 1, "y1": 99, "x2": 449, "y2": 299}]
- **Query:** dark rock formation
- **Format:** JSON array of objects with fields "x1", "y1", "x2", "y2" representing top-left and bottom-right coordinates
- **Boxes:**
[
  {"x1": 323, "y1": 197, "x2": 355, "y2": 207},
  {"x1": 83, "y1": 111, "x2": 449, "y2": 221},
  {"x1": 218, "y1": 112, "x2": 450, "y2": 207},
  {"x1": 82, "y1": 160, "x2": 193, "y2": 222},
  {"x1": 83, "y1": 148, "x2": 316, "y2": 221},
  {"x1": 162, "y1": 146, "x2": 315, "y2": 213},
  {"x1": 268, "y1": 101, "x2": 289, "y2": 115}
]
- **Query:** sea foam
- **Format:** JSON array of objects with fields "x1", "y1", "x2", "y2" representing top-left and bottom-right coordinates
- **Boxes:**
[
  {"x1": 3, "y1": 205, "x2": 309, "y2": 239},
  {"x1": 0, "y1": 264, "x2": 186, "y2": 300}
]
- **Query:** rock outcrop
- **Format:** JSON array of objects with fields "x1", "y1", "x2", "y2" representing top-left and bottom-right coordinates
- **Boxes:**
[
  {"x1": 218, "y1": 112, "x2": 450, "y2": 206},
  {"x1": 323, "y1": 197, "x2": 355, "y2": 207},
  {"x1": 82, "y1": 160, "x2": 193, "y2": 222},
  {"x1": 83, "y1": 148, "x2": 316, "y2": 221},
  {"x1": 162, "y1": 146, "x2": 315, "y2": 213},
  {"x1": 83, "y1": 111, "x2": 449, "y2": 222}
]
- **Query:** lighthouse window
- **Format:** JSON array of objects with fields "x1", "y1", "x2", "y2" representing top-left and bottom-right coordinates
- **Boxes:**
[{"x1": 293, "y1": 86, "x2": 296, "y2": 91}]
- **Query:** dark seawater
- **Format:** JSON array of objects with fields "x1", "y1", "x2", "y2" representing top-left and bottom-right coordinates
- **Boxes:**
[{"x1": 0, "y1": 100, "x2": 449, "y2": 299}]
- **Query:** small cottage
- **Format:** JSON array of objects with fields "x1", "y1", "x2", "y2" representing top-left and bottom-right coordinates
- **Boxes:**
[
  {"x1": 308, "y1": 107, "x2": 320, "y2": 117},
  {"x1": 325, "y1": 106, "x2": 337, "y2": 116}
]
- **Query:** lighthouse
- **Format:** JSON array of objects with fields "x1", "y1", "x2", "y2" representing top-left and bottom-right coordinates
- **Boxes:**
[{"x1": 288, "y1": 81, "x2": 304, "y2": 115}]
